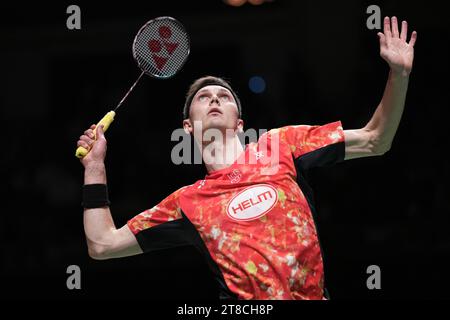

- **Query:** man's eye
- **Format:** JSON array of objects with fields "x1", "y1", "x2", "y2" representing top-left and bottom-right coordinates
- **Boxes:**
[
  {"x1": 198, "y1": 95, "x2": 208, "y2": 102},
  {"x1": 220, "y1": 95, "x2": 230, "y2": 101}
]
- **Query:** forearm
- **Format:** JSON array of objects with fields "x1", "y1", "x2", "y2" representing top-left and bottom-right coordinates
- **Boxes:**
[
  {"x1": 83, "y1": 162, "x2": 117, "y2": 257},
  {"x1": 365, "y1": 69, "x2": 410, "y2": 150}
]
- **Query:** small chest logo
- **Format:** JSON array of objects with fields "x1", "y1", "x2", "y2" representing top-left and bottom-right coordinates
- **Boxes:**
[
  {"x1": 227, "y1": 169, "x2": 242, "y2": 184},
  {"x1": 226, "y1": 184, "x2": 278, "y2": 221}
]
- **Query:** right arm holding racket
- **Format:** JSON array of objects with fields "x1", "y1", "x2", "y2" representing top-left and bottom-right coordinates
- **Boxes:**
[
  {"x1": 75, "y1": 17, "x2": 189, "y2": 259},
  {"x1": 78, "y1": 124, "x2": 143, "y2": 260}
]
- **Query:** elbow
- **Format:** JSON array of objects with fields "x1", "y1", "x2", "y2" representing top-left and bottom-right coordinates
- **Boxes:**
[
  {"x1": 368, "y1": 131, "x2": 392, "y2": 156},
  {"x1": 88, "y1": 245, "x2": 109, "y2": 260},
  {"x1": 371, "y1": 141, "x2": 392, "y2": 156},
  {"x1": 87, "y1": 241, "x2": 113, "y2": 260}
]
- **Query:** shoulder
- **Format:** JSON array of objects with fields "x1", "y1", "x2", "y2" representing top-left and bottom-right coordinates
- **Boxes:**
[
  {"x1": 173, "y1": 184, "x2": 194, "y2": 196},
  {"x1": 257, "y1": 126, "x2": 309, "y2": 145}
]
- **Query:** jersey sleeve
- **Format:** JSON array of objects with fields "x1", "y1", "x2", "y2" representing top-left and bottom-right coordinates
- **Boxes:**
[
  {"x1": 278, "y1": 121, "x2": 345, "y2": 169},
  {"x1": 127, "y1": 187, "x2": 192, "y2": 252}
]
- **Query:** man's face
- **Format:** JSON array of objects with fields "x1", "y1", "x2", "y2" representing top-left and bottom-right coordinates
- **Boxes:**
[{"x1": 183, "y1": 85, "x2": 243, "y2": 135}]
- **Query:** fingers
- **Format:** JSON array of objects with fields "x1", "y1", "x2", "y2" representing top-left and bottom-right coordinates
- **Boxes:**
[
  {"x1": 77, "y1": 139, "x2": 90, "y2": 150},
  {"x1": 391, "y1": 16, "x2": 399, "y2": 38},
  {"x1": 76, "y1": 123, "x2": 106, "y2": 153},
  {"x1": 76, "y1": 123, "x2": 107, "y2": 158},
  {"x1": 77, "y1": 124, "x2": 97, "y2": 150},
  {"x1": 377, "y1": 32, "x2": 386, "y2": 48},
  {"x1": 383, "y1": 16, "x2": 392, "y2": 39},
  {"x1": 377, "y1": 32, "x2": 386, "y2": 46},
  {"x1": 84, "y1": 128, "x2": 95, "y2": 139},
  {"x1": 96, "y1": 125, "x2": 105, "y2": 139},
  {"x1": 400, "y1": 20, "x2": 408, "y2": 41},
  {"x1": 409, "y1": 31, "x2": 417, "y2": 47},
  {"x1": 384, "y1": 16, "x2": 416, "y2": 46},
  {"x1": 79, "y1": 134, "x2": 94, "y2": 148}
]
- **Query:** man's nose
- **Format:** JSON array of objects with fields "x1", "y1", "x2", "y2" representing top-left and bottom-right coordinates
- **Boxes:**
[{"x1": 210, "y1": 95, "x2": 220, "y2": 105}]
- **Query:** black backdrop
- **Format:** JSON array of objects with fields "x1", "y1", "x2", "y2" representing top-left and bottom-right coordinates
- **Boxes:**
[{"x1": 2, "y1": 0, "x2": 449, "y2": 301}]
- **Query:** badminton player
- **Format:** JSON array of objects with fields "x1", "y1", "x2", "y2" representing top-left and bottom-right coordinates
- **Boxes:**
[{"x1": 77, "y1": 17, "x2": 416, "y2": 299}]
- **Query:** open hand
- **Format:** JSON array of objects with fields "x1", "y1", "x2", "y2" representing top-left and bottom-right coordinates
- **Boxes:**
[{"x1": 378, "y1": 16, "x2": 417, "y2": 76}]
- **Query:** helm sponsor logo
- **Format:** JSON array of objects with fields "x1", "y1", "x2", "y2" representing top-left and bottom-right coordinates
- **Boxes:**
[{"x1": 226, "y1": 184, "x2": 278, "y2": 221}]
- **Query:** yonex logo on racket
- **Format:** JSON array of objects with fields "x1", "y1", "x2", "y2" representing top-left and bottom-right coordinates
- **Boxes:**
[
  {"x1": 133, "y1": 17, "x2": 190, "y2": 79},
  {"x1": 147, "y1": 25, "x2": 179, "y2": 71}
]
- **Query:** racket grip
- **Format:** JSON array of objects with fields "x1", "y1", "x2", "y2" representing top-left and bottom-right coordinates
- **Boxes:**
[{"x1": 75, "y1": 111, "x2": 116, "y2": 158}]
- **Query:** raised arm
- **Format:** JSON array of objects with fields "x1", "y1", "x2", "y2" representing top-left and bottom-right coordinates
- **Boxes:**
[
  {"x1": 344, "y1": 16, "x2": 417, "y2": 160},
  {"x1": 78, "y1": 125, "x2": 142, "y2": 260}
]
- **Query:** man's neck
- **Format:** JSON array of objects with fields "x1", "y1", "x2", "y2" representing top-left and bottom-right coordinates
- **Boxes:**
[{"x1": 201, "y1": 133, "x2": 244, "y2": 174}]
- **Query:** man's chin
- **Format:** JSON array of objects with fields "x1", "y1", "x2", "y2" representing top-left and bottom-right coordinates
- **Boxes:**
[
  {"x1": 205, "y1": 117, "x2": 225, "y2": 127},
  {"x1": 203, "y1": 119, "x2": 236, "y2": 133}
]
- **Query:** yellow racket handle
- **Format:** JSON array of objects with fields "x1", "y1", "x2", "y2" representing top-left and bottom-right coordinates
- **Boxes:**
[{"x1": 75, "y1": 111, "x2": 116, "y2": 158}]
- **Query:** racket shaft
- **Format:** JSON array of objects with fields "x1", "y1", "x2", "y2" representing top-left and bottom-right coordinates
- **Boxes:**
[{"x1": 75, "y1": 111, "x2": 116, "y2": 158}]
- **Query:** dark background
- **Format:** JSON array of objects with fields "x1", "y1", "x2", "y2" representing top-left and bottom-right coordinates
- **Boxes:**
[{"x1": 1, "y1": 0, "x2": 449, "y2": 301}]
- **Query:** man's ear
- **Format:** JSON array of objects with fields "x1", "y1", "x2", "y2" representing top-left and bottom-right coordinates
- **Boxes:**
[
  {"x1": 183, "y1": 119, "x2": 193, "y2": 134},
  {"x1": 237, "y1": 119, "x2": 244, "y2": 133}
]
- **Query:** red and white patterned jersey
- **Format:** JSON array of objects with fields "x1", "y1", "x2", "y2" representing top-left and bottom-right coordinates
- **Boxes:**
[{"x1": 127, "y1": 121, "x2": 345, "y2": 300}]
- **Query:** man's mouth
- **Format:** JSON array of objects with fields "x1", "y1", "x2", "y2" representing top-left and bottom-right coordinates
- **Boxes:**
[{"x1": 207, "y1": 107, "x2": 223, "y2": 115}]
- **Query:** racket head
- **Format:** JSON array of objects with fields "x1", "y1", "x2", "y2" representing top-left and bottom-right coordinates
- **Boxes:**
[{"x1": 132, "y1": 16, "x2": 190, "y2": 79}]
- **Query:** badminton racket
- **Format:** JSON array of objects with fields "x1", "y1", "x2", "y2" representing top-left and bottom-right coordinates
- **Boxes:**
[{"x1": 75, "y1": 16, "x2": 190, "y2": 158}]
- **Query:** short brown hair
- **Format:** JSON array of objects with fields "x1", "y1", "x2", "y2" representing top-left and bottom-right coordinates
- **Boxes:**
[{"x1": 183, "y1": 76, "x2": 242, "y2": 119}]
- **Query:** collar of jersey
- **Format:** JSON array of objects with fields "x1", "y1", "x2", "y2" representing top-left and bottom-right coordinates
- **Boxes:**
[{"x1": 205, "y1": 143, "x2": 248, "y2": 179}]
